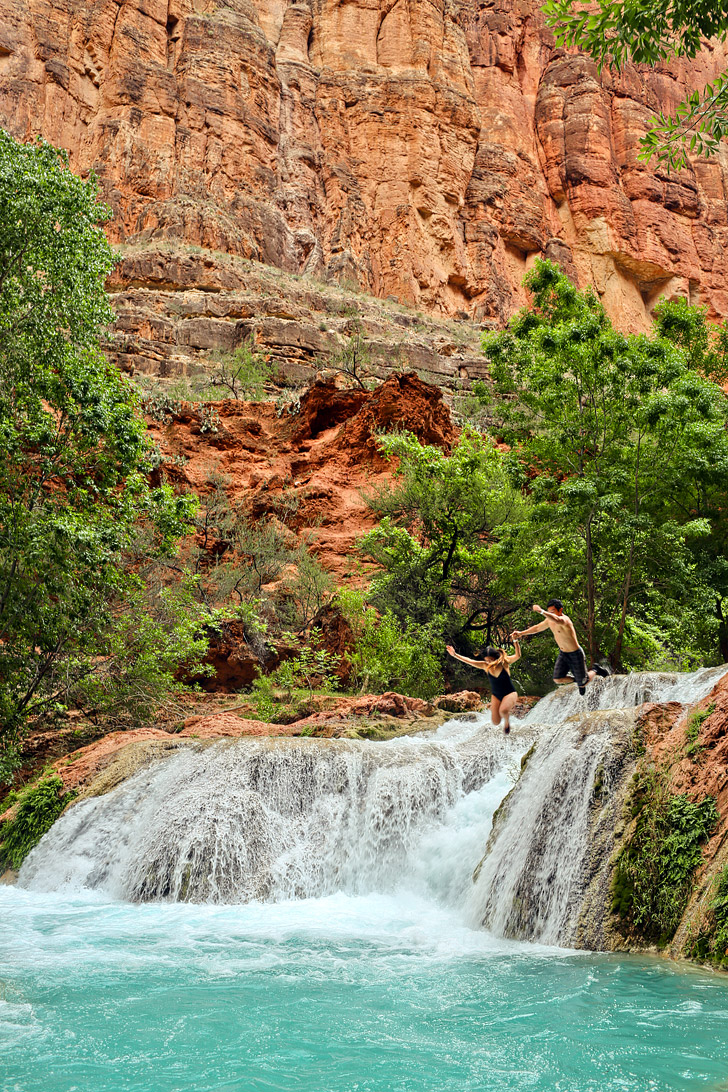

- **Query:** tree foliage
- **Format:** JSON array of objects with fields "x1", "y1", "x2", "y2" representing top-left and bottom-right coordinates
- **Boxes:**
[
  {"x1": 359, "y1": 430, "x2": 531, "y2": 646},
  {"x1": 543, "y1": 0, "x2": 728, "y2": 167},
  {"x1": 481, "y1": 260, "x2": 728, "y2": 667},
  {"x1": 205, "y1": 337, "x2": 273, "y2": 400},
  {"x1": 0, "y1": 131, "x2": 204, "y2": 755}
]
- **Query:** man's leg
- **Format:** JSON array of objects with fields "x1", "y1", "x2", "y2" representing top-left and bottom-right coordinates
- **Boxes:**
[
  {"x1": 553, "y1": 651, "x2": 571, "y2": 688},
  {"x1": 574, "y1": 649, "x2": 592, "y2": 695}
]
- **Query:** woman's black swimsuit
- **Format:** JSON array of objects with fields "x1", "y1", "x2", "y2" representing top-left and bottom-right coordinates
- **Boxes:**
[{"x1": 488, "y1": 668, "x2": 516, "y2": 701}]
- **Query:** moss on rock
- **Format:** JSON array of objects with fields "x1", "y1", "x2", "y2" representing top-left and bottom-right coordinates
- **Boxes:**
[{"x1": 0, "y1": 776, "x2": 77, "y2": 871}]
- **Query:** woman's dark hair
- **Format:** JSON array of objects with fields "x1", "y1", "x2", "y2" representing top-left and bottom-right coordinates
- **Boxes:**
[
  {"x1": 546, "y1": 598, "x2": 563, "y2": 611},
  {"x1": 484, "y1": 646, "x2": 504, "y2": 660}
]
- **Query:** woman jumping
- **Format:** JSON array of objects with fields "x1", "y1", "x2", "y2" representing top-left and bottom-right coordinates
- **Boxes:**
[{"x1": 445, "y1": 639, "x2": 522, "y2": 734}]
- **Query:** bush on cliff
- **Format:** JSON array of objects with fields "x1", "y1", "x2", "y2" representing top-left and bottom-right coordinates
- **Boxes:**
[
  {"x1": 688, "y1": 866, "x2": 728, "y2": 968},
  {"x1": 481, "y1": 259, "x2": 728, "y2": 669},
  {"x1": 0, "y1": 131, "x2": 205, "y2": 764},
  {"x1": 206, "y1": 338, "x2": 273, "y2": 400},
  {"x1": 611, "y1": 767, "x2": 718, "y2": 945}
]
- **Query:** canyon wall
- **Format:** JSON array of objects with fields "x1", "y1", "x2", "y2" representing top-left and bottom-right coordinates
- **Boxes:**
[{"x1": 2, "y1": 0, "x2": 728, "y2": 357}]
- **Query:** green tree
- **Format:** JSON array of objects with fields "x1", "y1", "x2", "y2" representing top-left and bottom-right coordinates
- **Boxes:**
[
  {"x1": 544, "y1": 0, "x2": 728, "y2": 168},
  {"x1": 0, "y1": 131, "x2": 201, "y2": 758},
  {"x1": 652, "y1": 297, "x2": 728, "y2": 660},
  {"x1": 360, "y1": 430, "x2": 531, "y2": 646},
  {"x1": 206, "y1": 337, "x2": 273, "y2": 400},
  {"x1": 337, "y1": 588, "x2": 445, "y2": 699},
  {"x1": 482, "y1": 260, "x2": 728, "y2": 667}
]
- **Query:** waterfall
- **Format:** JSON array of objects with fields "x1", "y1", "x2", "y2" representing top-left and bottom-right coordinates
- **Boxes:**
[
  {"x1": 20, "y1": 664, "x2": 727, "y2": 950},
  {"x1": 469, "y1": 665, "x2": 727, "y2": 947},
  {"x1": 522, "y1": 663, "x2": 727, "y2": 726},
  {"x1": 468, "y1": 710, "x2": 635, "y2": 945},
  {"x1": 19, "y1": 730, "x2": 520, "y2": 904}
]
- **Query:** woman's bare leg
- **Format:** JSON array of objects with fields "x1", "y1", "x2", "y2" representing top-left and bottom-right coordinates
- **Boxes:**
[
  {"x1": 490, "y1": 697, "x2": 501, "y2": 727},
  {"x1": 499, "y1": 691, "x2": 518, "y2": 733}
]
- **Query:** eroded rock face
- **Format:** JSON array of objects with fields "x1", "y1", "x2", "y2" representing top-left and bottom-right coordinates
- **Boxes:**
[
  {"x1": 2, "y1": 0, "x2": 727, "y2": 345},
  {"x1": 147, "y1": 371, "x2": 456, "y2": 581}
]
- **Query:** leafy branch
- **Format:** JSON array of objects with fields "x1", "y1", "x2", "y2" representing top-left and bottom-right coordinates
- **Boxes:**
[{"x1": 543, "y1": 0, "x2": 728, "y2": 169}]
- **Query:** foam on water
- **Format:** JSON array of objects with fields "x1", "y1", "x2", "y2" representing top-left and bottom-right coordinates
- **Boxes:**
[{"x1": 2, "y1": 885, "x2": 728, "y2": 1092}]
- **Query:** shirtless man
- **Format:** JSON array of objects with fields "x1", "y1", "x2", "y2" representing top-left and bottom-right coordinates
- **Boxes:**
[{"x1": 511, "y1": 599, "x2": 609, "y2": 695}]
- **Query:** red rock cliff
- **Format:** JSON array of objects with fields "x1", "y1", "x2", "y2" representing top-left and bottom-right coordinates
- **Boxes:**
[{"x1": 2, "y1": 0, "x2": 728, "y2": 333}]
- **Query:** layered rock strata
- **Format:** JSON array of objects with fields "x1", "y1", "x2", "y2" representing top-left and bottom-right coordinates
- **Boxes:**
[
  {"x1": 2, "y1": 0, "x2": 728, "y2": 384},
  {"x1": 106, "y1": 245, "x2": 489, "y2": 389}
]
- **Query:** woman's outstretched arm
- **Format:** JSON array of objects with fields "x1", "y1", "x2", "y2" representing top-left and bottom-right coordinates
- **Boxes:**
[{"x1": 446, "y1": 645, "x2": 490, "y2": 672}]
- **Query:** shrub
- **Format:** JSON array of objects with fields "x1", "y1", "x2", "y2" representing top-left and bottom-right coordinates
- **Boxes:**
[
  {"x1": 338, "y1": 588, "x2": 444, "y2": 699},
  {"x1": 252, "y1": 635, "x2": 340, "y2": 721},
  {"x1": 329, "y1": 325, "x2": 374, "y2": 390},
  {"x1": 206, "y1": 339, "x2": 273, "y2": 400},
  {"x1": 612, "y1": 768, "x2": 718, "y2": 945},
  {"x1": 688, "y1": 866, "x2": 728, "y2": 967},
  {"x1": 0, "y1": 776, "x2": 76, "y2": 870},
  {"x1": 685, "y1": 703, "x2": 714, "y2": 760},
  {"x1": 276, "y1": 547, "x2": 334, "y2": 630}
]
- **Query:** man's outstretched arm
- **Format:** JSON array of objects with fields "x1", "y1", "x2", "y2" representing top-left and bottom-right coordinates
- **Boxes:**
[
  {"x1": 512, "y1": 619, "x2": 550, "y2": 638},
  {"x1": 532, "y1": 603, "x2": 570, "y2": 625}
]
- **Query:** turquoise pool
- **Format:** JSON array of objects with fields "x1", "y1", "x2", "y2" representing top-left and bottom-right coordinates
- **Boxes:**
[{"x1": 2, "y1": 886, "x2": 728, "y2": 1092}]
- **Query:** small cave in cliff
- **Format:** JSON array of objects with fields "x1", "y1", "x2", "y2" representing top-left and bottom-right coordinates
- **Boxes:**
[{"x1": 292, "y1": 380, "x2": 369, "y2": 444}]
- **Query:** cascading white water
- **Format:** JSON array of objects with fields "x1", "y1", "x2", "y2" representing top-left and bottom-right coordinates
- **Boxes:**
[
  {"x1": 19, "y1": 665, "x2": 727, "y2": 950},
  {"x1": 523, "y1": 663, "x2": 727, "y2": 725},
  {"x1": 19, "y1": 729, "x2": 522, "y2": 904},
  {"x1": 470, "y1": 665, "x2": 727, "y2": 946},
  {"x1": 468, "y1": 709, "x2": 634, "y2": 944}
]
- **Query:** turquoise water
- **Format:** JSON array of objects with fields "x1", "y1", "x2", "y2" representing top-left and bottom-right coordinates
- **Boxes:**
[
  {"x1": 2, "y1": 887, "x2": 728, "y2": 1092},
  {"x1": 6, "y1": 684, "x2": 728, "y2": 1092}
]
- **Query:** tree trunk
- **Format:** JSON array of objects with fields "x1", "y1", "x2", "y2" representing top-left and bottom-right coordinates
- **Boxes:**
[
  {"x1": 718, "y1": 599, "x2": 728, "y2": 664},
  {"x1": 585, "y1": 513, "x2": 596, "y2": 661},
  {"x1": 613, "y1": 538, "x2": 634, "y2": 670}
]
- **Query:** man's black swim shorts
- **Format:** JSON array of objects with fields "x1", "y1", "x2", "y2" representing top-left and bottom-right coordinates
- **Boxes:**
[{"x1": 553, "y1": 647, "x2": 588, "y2": 686}]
